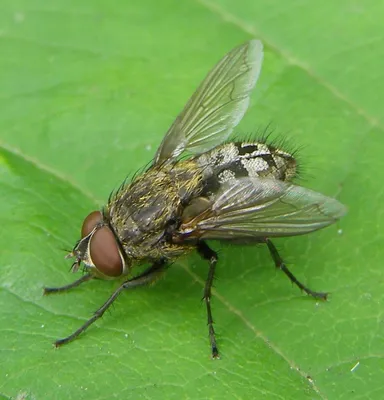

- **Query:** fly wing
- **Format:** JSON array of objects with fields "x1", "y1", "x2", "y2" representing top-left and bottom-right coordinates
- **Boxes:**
[
  {"x1": 179, "y1": 177, "x2": 347, "y2": 240},
  {"x1": 154, "y1": 40, "x2": 264, "y2": 165}
]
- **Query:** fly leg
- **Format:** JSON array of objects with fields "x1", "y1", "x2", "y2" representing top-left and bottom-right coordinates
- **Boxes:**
[
  {"x1": 265, "y1": 238, "x2": 327, "y2": 300},
  {"x1": 197, "y1": 241, "x2": 220, "y2": 359},
  {"x1": 44, "y1": 273, "x2": 94, "y2": 294},
  {"x1": 54, "y1": 260, "x2": 167, "y2": 347}
]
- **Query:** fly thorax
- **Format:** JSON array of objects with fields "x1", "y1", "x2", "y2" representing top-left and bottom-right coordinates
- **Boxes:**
[
  {"x1": 107, "y1": 168, "x2": 184, "y2": 259},
  {"x1": 118, "y1": 216, "x2": 142, "y2": 243}
]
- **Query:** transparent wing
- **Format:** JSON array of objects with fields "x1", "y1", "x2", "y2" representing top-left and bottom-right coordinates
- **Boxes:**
[
  {"x1": 179, "y1": 177, "x2": 347, "y2": 240},
  {"x1": 154, "y1": 40, "x2": 264, "y2": 165}
]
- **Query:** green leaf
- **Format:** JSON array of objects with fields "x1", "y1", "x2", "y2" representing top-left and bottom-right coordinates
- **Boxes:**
[{"x1": 0, "y1": 1, "x2": 382, "y2": 399}]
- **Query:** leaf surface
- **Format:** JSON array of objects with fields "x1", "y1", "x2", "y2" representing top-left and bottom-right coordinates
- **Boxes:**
[{"x1": 1, "y1": 1, "x2": 383, "y2": 399}]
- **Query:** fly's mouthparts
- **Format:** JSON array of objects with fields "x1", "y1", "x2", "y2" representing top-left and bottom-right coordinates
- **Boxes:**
[{"x1": 70, "y1": 260, "x2": 81, "y2": 273}]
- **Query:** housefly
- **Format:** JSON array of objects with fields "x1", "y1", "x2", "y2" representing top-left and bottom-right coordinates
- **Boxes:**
[{"x1": 44, "y1": 40, "x2": 346, "y2": 358}]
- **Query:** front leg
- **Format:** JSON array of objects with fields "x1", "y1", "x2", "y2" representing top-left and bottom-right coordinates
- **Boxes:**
[
  {"x1": 44, "y1": 273, "x2": 94, "y2": 294},
  {"x1": 197, "y1": 241, "x2": 219, "y2": 359},
  {"x1": 54, "y1": 260, "x2": 167, "y2": 347}
]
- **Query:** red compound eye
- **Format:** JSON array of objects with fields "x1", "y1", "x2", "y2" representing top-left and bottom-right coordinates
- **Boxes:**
[
  {"x1": 89, "y1": 225, "x2": 123, "y2": 277},
  {"x1": 81, "y1": 211, "x2": 102, "y2": 238}
]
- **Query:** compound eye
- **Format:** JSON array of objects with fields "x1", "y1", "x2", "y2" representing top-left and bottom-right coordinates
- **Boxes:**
[
  {"x1": 81, "y1": 211, "x2": 103, "y2": 238},
  {"x1": 89, "y1": 226, "x2": 123, "y2": 277}
]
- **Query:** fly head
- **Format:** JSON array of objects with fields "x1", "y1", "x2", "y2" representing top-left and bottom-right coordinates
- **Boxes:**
[{"x1": 68, "y1": 211, "x2": 129, "y2": 278}]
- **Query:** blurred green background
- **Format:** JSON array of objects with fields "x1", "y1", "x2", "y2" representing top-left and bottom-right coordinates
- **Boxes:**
[{"x1": 0, "y1": 0, "x2": 383, "y2": 399}]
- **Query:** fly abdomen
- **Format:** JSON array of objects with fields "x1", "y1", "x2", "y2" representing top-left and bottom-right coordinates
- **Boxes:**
[{"x1": 196, "y1": 142, "x2": 297, "y2": 190}]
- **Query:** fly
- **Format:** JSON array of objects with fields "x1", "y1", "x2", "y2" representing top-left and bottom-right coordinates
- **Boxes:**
[{"x1": 44, "y1": 40, "x2": 346, "y2": 358}]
